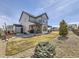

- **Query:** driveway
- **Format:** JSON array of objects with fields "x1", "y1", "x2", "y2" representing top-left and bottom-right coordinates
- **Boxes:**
[{"x1": 15, "y1": 33, "x2": 35, "y2": 38}]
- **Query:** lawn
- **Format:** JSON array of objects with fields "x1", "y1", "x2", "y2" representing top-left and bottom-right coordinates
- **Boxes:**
[{"x1": 6, "y1": 31, "x2": 59, "y2": 56}]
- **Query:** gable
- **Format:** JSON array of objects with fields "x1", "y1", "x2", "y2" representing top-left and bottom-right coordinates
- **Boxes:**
[
  {"x1": 19, "y1": 11, "x2": 48, "y2": 22},
  {"x1": 19, "y1": 11, "x2": 29, "y2": 22}
]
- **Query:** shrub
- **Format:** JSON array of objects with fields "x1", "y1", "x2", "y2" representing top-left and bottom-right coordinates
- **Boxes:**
[
  {"x1": 33, "y1": 42, "x2": 56, "y2": 58},
  {"x1": 59, "y1": 20, "x2": 68, "y2": 37},
  {"x1": 72, "y1": 29, "x2": 79, "y2": 36}
]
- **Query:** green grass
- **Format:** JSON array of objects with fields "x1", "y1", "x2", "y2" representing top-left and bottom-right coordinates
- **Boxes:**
[{"x1": 6, "y1": 31, "x2": 59, "y2": 56}]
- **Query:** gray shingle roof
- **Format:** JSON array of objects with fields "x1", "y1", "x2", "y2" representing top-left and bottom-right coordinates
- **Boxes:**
[{"x1": 19, "y1": 11, "x2": 48, "y2": 22}]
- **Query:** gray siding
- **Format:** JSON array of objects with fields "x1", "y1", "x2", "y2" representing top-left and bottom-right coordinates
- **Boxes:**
[{"x1": 20, "y1": 13, "x2": 34, "y2": 33}]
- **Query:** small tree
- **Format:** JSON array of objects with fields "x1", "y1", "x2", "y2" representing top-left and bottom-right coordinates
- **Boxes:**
[
  {"x1": 59, "y1": 20, "x2": 68, "y2": 37},
  {"x1": 33, "y1": 42, "x2": 56, "y2": 58}
]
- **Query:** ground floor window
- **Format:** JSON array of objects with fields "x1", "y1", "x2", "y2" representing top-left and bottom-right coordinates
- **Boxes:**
[{"x1": 43, "y1": 26, "x2": 47, "y2": 31}]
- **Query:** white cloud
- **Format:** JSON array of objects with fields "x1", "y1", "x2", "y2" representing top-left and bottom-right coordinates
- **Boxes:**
[
  {"x1": 55, "y1": 0, "x2": 78, "y2": 11},
  {"x1": 0, "y1": 15, "x2": 11, "y2": 20},
  {"x1": 0, "y1": 15, "x2": 12, "y2": 28},
  {"x1": 39, "y1": 0, "x2": 57, "y2": 8},
  {"x1": 68, "y1": 22, "x2": 79, "y2": 25},
  {"x1": 33, "y1": 0, "x2": 58, "y2": 15}
]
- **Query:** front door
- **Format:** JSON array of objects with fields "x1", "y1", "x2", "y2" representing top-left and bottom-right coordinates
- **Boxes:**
[
  {"x1": 29, "y1": 25, "x2": 35, "y2": 33},
  {"x1": 21, "y1": 27, "x2": 23, "y2": 33}
]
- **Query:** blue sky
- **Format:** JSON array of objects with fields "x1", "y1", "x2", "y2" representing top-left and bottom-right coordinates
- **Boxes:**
[{"x1": 0, "y1": 0, "x2": 79, "y2": 28}]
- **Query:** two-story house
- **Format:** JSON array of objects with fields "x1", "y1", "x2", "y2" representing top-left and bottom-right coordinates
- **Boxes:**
[
  {"x1": 6, "y1": 11, "x2": 48, "y2": 34},
  {"x1": 18, "y1": 11, "x2": 48, "y2": 34}
]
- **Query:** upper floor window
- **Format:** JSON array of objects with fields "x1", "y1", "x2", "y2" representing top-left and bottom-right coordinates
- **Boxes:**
[
  {"x1": 42, "y1": 20, "x2": 47, "y2": 24},
  {"x1": 29, "y1": 16, "x2": 35, "y2": 22}
]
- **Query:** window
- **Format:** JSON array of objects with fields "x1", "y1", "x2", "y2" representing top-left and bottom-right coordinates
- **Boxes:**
[
  {"x1": 42, "y1": 20, "x2": 47, "y2": 24},
  {"x1": 43, "y1": 26, "x2": 47, "y2": 31},
  {"x1": 29, "y1": 16, "x2": 35, "y2": 22},
  {"x1": 36, "y1": 17, "x2": 42, "y2": 24}
]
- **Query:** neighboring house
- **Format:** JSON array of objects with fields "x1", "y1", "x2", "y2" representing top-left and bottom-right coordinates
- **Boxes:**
[
  {"x1": 13, "y1": 24, "x2": 23, "y2": 33},
  {"x1": 6, "y1": 24, "x2": 23, "y2": 34},
  {"x1": 48, "y1": 26, "x2": 52, "y2": 32},
  {"x1": 6, "y1": 11, "x2": 49, "y2": 34},
  {"x1": 6, "y1": 25, "x2": 13, "y2": 33},
  {"x1": 19, "y1": 11, "x2": 48, "y2": 34},
  {"x1": 52, "y1": 27, "x2": 59, "y2": 31},
  {"x1": 68, "y1": 24, "x2": 78, "y2": 31}
]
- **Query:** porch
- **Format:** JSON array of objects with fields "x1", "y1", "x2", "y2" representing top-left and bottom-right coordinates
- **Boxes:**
[
  {"x1": 29, "y1": 24, "x2": 48, "y2": 34},
  {"x1": 29, "y1": 24, "x2": 42, "y2": 34}
]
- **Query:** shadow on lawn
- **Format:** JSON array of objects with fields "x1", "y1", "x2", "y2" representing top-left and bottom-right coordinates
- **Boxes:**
[{"x1": 58, "y1": 36, "x2": 68, "y2": 40}]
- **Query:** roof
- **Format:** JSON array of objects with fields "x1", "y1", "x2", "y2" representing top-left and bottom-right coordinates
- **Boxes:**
[
  {"x1": 7, "y1": 25, "x2": 13, "y2": 27},
  {"x1": 13, "y1": 24, "x2": 23, "y2": 27},
  {"x1": 19, "y1": 11, "x2": 49, "y2": 22},
  {"x1": 6, "y1": 25, "x2": 13, "y2": 28},
  {"x1": 48, "y1": 25, "x2": 52, "y2": 27}
]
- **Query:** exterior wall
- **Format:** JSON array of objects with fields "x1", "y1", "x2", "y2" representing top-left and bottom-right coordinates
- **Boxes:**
[
  {"x1": 29, "y1": 16, "x2": 36, "y2": 23},
  {"x1": 41, "y1": 15, "x2": 48, "y2": 34},
  {"x1": 13, "y1": 26, "x2": 22, "y2": 33},
  {"x1": 42, "y1": 25, "x2": 48, "y2": 34},
  {"x1": 16, "y1": 27, "x2": 22, "y2": 33},
  {"x1": 36, "y1": 17, "x2": 42, "y2": 24},
  {"x1": 13, "y1": 26, "x2": 15, "y2": 33},
  {"x1": 29, "y1": 15, "x2": 48, "y2": 25},
  {"x1": 6, "y1": 25, "x2": 13, "y2": 33},
  {"x1": 20, "y1": 13, "x2": 34, "y2": 33},
  {"x1": 52, "y1": 27, "x2": 59, "y2": 31},
  {"x1": 68, "y1": 24, "x2": 78, "y2": 30},
  {"x1": 30, "y1": 16, "x2": 42, "y2": 24},
  {"x1": 42, "y1": 15, "x2": 48, "y2": 25}
]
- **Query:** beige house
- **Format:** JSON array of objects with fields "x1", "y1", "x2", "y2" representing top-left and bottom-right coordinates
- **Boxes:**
[
  {"x1": 68, "y1": 24, "x2": 78, "y2": 30},
  {"x1": 19, "y1": 11, "x2": 49, "y2": 34},
  {"x1": 6, "y1": 11, "x2": 49, "y2": 34},
  {"x1": 6, "y1": 25, "x2": 13, "y2": 33}
]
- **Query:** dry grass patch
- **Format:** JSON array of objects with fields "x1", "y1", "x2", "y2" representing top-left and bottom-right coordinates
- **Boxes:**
[{"x1": 6, "y1": 31, "x2": 59, "y2": 56}]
